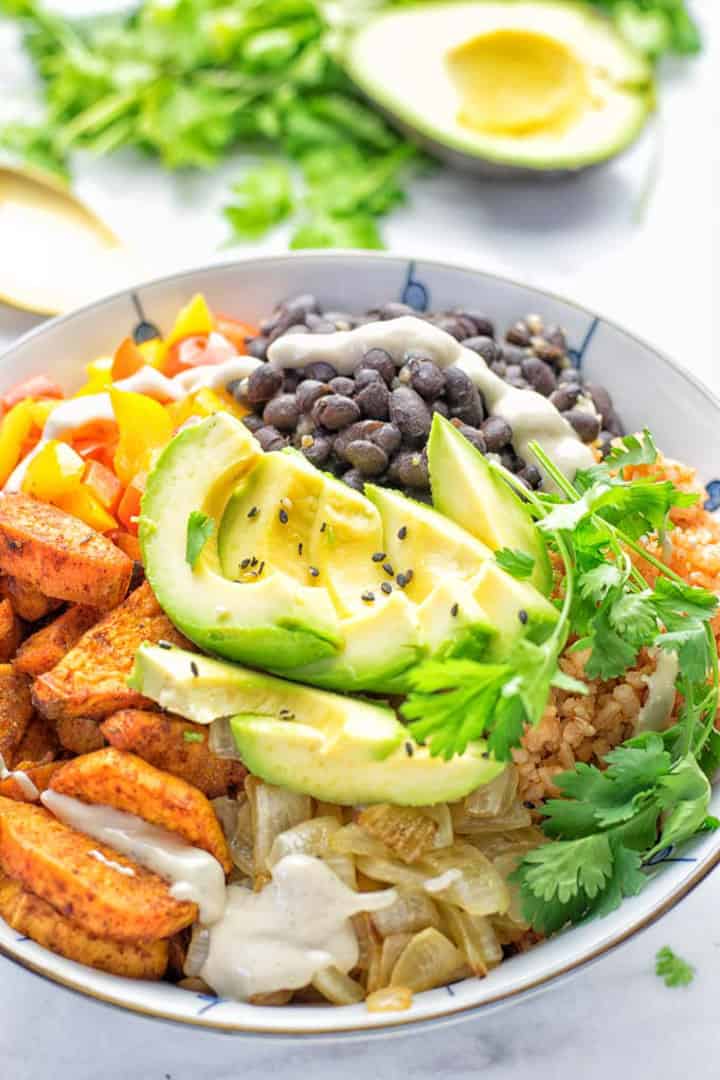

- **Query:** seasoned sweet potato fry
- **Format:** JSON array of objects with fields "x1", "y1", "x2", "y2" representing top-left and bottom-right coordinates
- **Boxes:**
[
  {"x1": 101, "y1": 710, "x2": 247, "y2": 799},
  {"x1": 0, "y1": 797, "x2": 196, "y2": 941},
  {"x1": 0, "y1": 871, "x2": 168, "y2": 979},
  {"x1": 14, "y1": 605, "x2": 99, "y2": 677},
  {"x1": 56, "y1": 715, "x2": 105, "y2": 755},
  {"x1": 0, "y1": 762, "x2": 64, "y2": 802},
  {"x1": 0, "y1": 494, "x2": 132, "y2": 610},
  {"x1": 1, "y1": 576, "x2": 62, "y2": 622},
  {"x1": 51, "y1": 748, "x2": 232, "y2": 874},
  {"x1": 13, "y1": 713, "x2": 58, "y2": 765},
  {"x1": 0, "y1": 666, "x2": 33, "y2": 765},
  {"x1": 0, "y1": 598, "x2": 22, "y2": 661},
  {"x1": 33, "y1": 582, "x2": 191, "y2": 721}
]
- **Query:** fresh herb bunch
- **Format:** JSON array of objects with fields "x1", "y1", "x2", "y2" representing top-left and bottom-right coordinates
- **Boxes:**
[
  {"x1": 592, "y1": 0, "x2": 701, "y2": 57},
  {"x1": 402, "y1": 429, "x2": 719, "y2": 932},
  {"x1": 0, "y1": 0, "x2": 423, "y2": 248}
]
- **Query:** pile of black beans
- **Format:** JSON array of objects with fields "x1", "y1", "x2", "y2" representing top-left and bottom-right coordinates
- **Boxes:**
[{"x1": 227, "y1": 295, "x2": 624, "y2": 498}]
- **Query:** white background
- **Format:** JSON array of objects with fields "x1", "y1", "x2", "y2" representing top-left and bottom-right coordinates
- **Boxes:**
[{"x1": 0, "y1": 3, "x2": 718, "y2": 1077}]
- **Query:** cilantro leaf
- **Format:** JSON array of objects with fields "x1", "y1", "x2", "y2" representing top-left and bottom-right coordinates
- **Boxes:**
[
  {"x1": 608, "y1": 591, "x2": 658, "y2": 646},
  {"x1": 512, "y1": 834, "x2": 615, "y2": 934},
  {"x1": 185, "y1": 510, "x2": 214, "y2": 569},
  {"x1": 578, "y1": 562, "x2": 623, "y2": 603},
  {"x1": 655, "y1": 946, "x2": 695, "y2": 987},
  {"x1": 584, "y1": 606, "x2": 640, "y2": 679},
  {"x1": 605, "y1": 428, "x2": 658, "y2": 470},
  {"x1": 224, "y1": 161, "x2": 294, "y2": 241},
  {"x1": 495, "y1": 547, "x2": 536, "y2": 580}
]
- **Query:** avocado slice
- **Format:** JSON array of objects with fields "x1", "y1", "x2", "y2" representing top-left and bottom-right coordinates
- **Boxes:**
[
  {"x1": 139, "y1": 414, "x2": 341, "y2": 670},
  {"x1": 130, "y1": 643, "x2": 504, "y2": 804},
  {"x1": 343, "y1": 1, "x2": 654, "y2": 175},
  {"x1": 428, "y1": 415, "x2": 552, "y2": 594}
]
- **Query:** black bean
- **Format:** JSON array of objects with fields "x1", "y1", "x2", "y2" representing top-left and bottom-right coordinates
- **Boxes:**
[
  {"x1": 449, "y1": 387, "x2": 485, "y2": 427},
  {"x1": 388, "y1": 449, "x2": 429, "y2": 489},
  {"x1": 355, "y1": 368, "x2": 383, "y2": 390},
  {"x1": 464, "y1": 336, "x2": 500, "y2": 364},
  {"x1": 433, "y1": 315, "x2": 471, "y2": 340},
  {"x1": 489, "y1": 359, "x2": 507, "y2": 378},
  {"x1": 362, "y1": 348, "x2": 396, "y2": 385},
  {"x1": 324, "y1": 311, "x2": 355, "y2": 331},
  {"x1": 506, "y1": 376, "x2": 529, "y2": 390},
  {"x1": 262, "y1": 393, "x2": 300, "y2": 432},
  {"x1": 550, "y1": 385, "x2": 581, "y2": 412},
  {"x1": 377, "y1": 301, "x2": 415, "y2": 320},
  {"x1": 558, "y1": 367, "x2": 583, "y2": 386},
  {"x1": 303, "y1": 361, "x2": 337, "y2": 383},
  {"x1": 246, "y1": 365, "x2": 283, "y2": 405},
  {"x1": 342, "y1": 469, "x2": 366, "y2": 492},
  {"x1": 335, "y1": 420, "x2": 384, "y2": 459},
  {"x1": 506, "y1": 320, "x2": 531, "y2": 347},
  {"x1": 544, "y1": 324, "x2": 567, "y2": 351},
  {"x1": 501, "y1": 344, "x2": 527, "y2": 366},
  {"x1": 585, "y1": 383, "x2": 614, "y2": 424},
  {"x1": 521, "y1": 356, "x2": 556, "y2": 397},
  {"x1": 312, "y1": 394, "x2": 361, "y2": 431},
  {"x1": 246, "y1": 335, "x2": 270, "y2": 360},
  {"x1": 390, "y1": 386, "x2": 432, "y2": 443},
  {"x1": 505, "y1": 364, "x2": 523, "y2": 381},
  {"x1": 296, "y1": 379, "x2": 331, "y2": 413},
  {"x1": 284, "y1": 293, "x2": 320, "y2": 322},
  {"x1": 345, "y1": 440, "x2": 388, "y2": 477},
  {"x1": 329, "y1": 376, "x2": 356, "y2": 397},
  {"x1": 531, "y1": 338, "x2": 565, "y2": 366},
  {"x1": 458, "y1": 312, "x2": 495, "y2": 338},
  {"x1": 518, "y1": 465, "x2": 542, "y2": 490},
  {"x1": 370, "y1": 423, "x2": 402, "y2": 456},
  {"x1": 500, "y1": 447, "x2": 520, "y2": 471},
  {"x1": 255, "y1": 426, "x2": 286, "y2": 452},
  {"x1": 305, "y1": 313, "x2": 336, "y2": 334},
  {"x1": 301, "y1": 435, "x2": 332, "y2": 467},
  {"x1": 605, "y1": 411, "x2": 625, "y2": 437},
  {"x1": 226, "y1": 378, "x2": 248, "y2": 405},
  {"x1": 564, "y1": 408, "x2": 601, "y2": 443},
  {"x1": 242, "y1": 414, "x2": 265, "y2": 434},
  {"x1": 444, "y1": 366, "x2": 475, "y2": 406},
  {"x1": 430, "y1": 399, "x2": 449, "y2": 418},
  {"x1": 598, "y1": 430, "x2": 615, "y2": 458},
  {"x1": 282, "y1": 370, "x2": 303, "y2": 394},
  {"x1": 481, "y1": 415, "x2": 513, "y2": 451},
  {"x1": 356, "y1": 380, "x2": 390, "y2": 420},
  {"x1": 408, "y1": 358, "x2": 444, "y2": 400},
  {"x1": 456, "y1": 425, "x2": 487, "y2": 454}
]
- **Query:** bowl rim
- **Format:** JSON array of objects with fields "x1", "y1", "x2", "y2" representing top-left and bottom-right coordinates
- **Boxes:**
[{"x1": 0, "y1": 248, "x2": 718, "y2": 1038}]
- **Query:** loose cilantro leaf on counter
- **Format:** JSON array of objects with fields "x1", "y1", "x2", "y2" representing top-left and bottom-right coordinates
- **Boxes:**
[
  {"x1": 495, "y1": 547, "x2": 536, "y2": 579},
  {"x1": 656, "y1": 946, "x2": 695, "y2": 987},
  {"x1": 185, "y1": 511, "x2": 215, "y2": 569}
]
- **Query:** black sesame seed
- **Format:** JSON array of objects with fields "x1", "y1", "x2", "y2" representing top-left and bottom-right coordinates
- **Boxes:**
[
  {"x1": 240, "y1": 558, "x2": 251, "y2": 570},
  {"x1": 381, "y1": 581, "x2": 392, "y2": 595},
  {"x1": 481, "y1": 751, "x2": 490, "y2": 759},
  {"x1": 451, "y1": 603, "x2": 459, "y2": 617},
  {"x1": 320, "y1": 521, "x2": 327, "y2": 533},
  {"x1": 398, "y1": 526, "x2": 407, "y2": 540},
  {"x1": 309, "y1": 566, "x2": 320, "y2": 578},
  {"x1": 396, "y1": 573, "x2": 407, "y2": 589},
  {"x1": 190, "y1": 661, "x2": 199, "y2": 677},
  {"x1": 519, "y1": 609, "x2": 529, "y2": 624},
  {"x1": 362, "y1": 590, "x2": 375, "y2": 602},
  {"x1": 405, "y1": 741, "x2": 414, "y2": 757},
  {"x1": 247, "y1": 506, "x2": 259, "y2": 519},
  {"x1": 158, "y1": 640, "x2": 172, "y2": 650},
  {"x1": 372, "y1": 551, "x2": 386, "y2": 562},
  {"x1": 258, "y1": 561, "x2": 265, "y2": 576},
  {"x1": 382, "y1": 562, "x2": 394, "y2": 576},
  {"x1": 404, "y1": 569, "x2": 414, "y2": 584},
  {"x1": 298, "y1": 542, "x2": 303, "y2": 556},
  {"x1": 279, "y1": 508, "x2": 289, "y2": 524},
  {"x1": 250, "y1": 556, "x2": 258, "y2": 567}
]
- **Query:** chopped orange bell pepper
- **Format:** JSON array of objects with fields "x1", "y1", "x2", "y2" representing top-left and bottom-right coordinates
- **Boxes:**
[
  {"x1": 165, "y1": 294, "x2": 214, "y2": 348},
  {"x1": 84, "y1": 460, "x2": 123, "y2": 513},
  {"x1": 2, "y1": 375, "x2": 64, "y2": 411},
  {"x1": 0, "y1": 400, "x2": 37, "y2": 486},
  {"x1": 111, "y1": 337, "x2": 146, "y2": 381},
  {"x1": 116, "y1": 473, "x2": 146, "y2": 534},
  {"x1": 56, "y1": 485, "x2": 117, "y2": 533},
  {"x1": 22, "y1": 440, "x2": 85, "y2": 501},
  {"x1": 215, "y1": 313, "x2": 257, "y2": 353},
  {"x1": 110, "y1": 388, "x2": 173, "y2": 487}
]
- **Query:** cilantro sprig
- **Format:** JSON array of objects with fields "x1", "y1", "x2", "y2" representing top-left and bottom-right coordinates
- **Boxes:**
[
  {"x1": 656, "y1": 946, "x2": 695, "y2": 987},
  {"x1": 185, "y1": 510, "x2": 214, "y2": 569}
]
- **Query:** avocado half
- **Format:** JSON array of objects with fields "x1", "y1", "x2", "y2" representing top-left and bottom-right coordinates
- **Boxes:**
[{"x1": 343, "y1": 0, "x2": 654, "y2": 176}]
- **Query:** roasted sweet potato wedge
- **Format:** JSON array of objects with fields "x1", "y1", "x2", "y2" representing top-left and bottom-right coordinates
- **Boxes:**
[
  {"x1": 32, "y1": 583, "x2": 191, "y2": 722},
  {"x1": 0, "y1": 870, "x2": 168, "y2": 979},
  {"x1": 0, "y1": 797, "x2": 196, "y2": 941},
  {"x1": 51, "y1": 748, "x2": 232, "y2": 874},
  {"x1": 0, "y1": 665, "x2": 33, "y2": 765},
  {"x1": 13, "y1": 712, "x2": 58, "y2": 765},
  {"x1": 0, "y1": 494, "x2": 132, "y2": 610},
  {"x1": 101, "y1": 710, "x2": 247, "y2": 799},
  {"x1": 0, "y1": 597, "x2": 22, "y2": 662},
  {"x1": 0, "y1": 762, "x2": 64, "y2": 802},
  {"x1": 55, "y1": 716, "x2": 105, "y2": 755},
  {"x1": 14, "y1": 605, "x2": 99, "y2": 677},
  {"x1": 1, "y1": 575, "x2": 62, "y2": 623}
]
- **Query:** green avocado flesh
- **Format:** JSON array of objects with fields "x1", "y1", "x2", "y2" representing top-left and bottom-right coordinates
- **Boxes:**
[
  {"x1": 428, "y1": 415, "x2": 552, "y2": 594},
  {"x1": 130, "y1": 643, "x2": 503, "y2": 804},
  {"x1": 140, "y1": 412, "x2": 557, "y2": 691},
  {"x1": 344, "y1": 1, "x2": 654, "y2": 173}
]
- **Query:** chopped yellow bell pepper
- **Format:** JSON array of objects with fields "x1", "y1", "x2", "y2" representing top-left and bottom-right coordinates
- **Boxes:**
[
  {"x1": 166, "y1": 387, "x2": 249, "y2": 429},
  {"x1": 111, "y1": 387, "x2": 173, "y2": 486},
  {"x1": 76, "y1": 356, "x2": 113, "y2": 396},
  {"x1": 138, "y1": 338, "x2": 167, "y2": 369},
  {"x1": 56, "y1": 485, "x2": 117, "y2": 533},
  {"x1": 0, "y1": 400, "x2": 36, "y2": 486},
  {"x1": 165, "y1": 293, "x2": 214, "y2": 348},
  {"x1": 27, "y1": 399, "x2": 62, "y2": 430},
  {"x1": 22, "y1": 439, "x2": 85, "y2": 501}
]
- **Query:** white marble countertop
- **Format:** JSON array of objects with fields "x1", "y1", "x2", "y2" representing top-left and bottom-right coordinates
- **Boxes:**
[{"x1": 0, "y1": 2, "x2": 718, "y2": 1076}]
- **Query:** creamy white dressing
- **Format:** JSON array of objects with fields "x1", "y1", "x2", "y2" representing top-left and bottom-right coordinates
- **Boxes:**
[
  {"x1": 0, "y1": 752, "x2": 39, "y2": 801},
  {"x1": 267, "y1": 316, "x2": 594, "y2": 488},
  {"x1": 87, "y1": 849, "x2": 136, "y2": 876},
  {"x1": 197, "y1": 854, "x2": 396, "y2": 1001},
  {"x1": 41, "y1": 790, "x2": 226, "y2": 924},
  {"x1": 635, "y1": 649, "x2": 680, "y2": 733}
]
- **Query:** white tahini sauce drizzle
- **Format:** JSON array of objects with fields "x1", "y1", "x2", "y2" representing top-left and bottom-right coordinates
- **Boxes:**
[
  {"x1": 635, "y1": 649, "x2": 680, "y2": 733},
  {"x1": 0, "y1": 752, "x2": 39, "y2": 801},
  {"x1": 198, "y1": 854, "x2": 396, "y2": 1001},
  {"x1": 88, "y1": 849, "x2": 136, "y2": 876},
  {"x1": 41, "y1": 790, "x2": 226, "y2": 924},
  {"x1": 268, "y1": 316, "x2": 594, "y2": 488}
]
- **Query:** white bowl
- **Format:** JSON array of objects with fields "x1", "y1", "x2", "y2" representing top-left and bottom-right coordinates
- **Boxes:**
[{"x1": 1, "y1": 251, "x2": 718, "y2": 1039}]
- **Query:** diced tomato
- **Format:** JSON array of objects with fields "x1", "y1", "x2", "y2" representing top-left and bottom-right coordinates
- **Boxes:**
[
  {"x1": 164, "y1": 335, "x2": 211, "y2": 378},
  {"x1": 214, "y1": 314, "x2": 258, "y2": 353},
  {"x1": 83, "y1": 460, "x2": 123, "y2": 513},
  {"x1": 73, "y1": 419, "x2": 119, "y2": 471},
  {"x1": 111, "y1": 337, "x2": 146, "y2": 381},
  {"x1": 2, "y1": 375, "x2": 64, "y2": 411},
  {"x1": 116, "y1": 474, "x2": 146, "y2": 535}
]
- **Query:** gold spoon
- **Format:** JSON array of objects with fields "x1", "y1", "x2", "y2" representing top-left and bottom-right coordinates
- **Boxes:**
[{"x1": 0, "y1": 163, "x2": 141, "y2": 316}]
